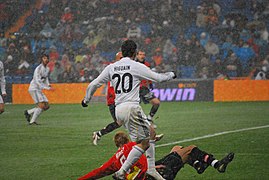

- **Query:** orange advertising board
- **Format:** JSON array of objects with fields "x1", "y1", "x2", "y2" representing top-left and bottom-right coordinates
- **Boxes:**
[
  {"x1": 214, "y1": 80, "x2": 269, "y2": 102},
  {"x1": 12, "y1": 83, "x2": 106, "y2": 104}
]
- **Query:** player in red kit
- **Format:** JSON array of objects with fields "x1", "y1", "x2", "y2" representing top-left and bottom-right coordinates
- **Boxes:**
[
  {"x1": 78, "y1": 131, "x2": 148, "y2": 180},
  {"x1": 136, "y1": 50, "x2": 161, "y2": 127}
]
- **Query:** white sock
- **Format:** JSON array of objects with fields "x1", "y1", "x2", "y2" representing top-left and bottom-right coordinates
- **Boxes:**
[
  {"x1": 30, "y1": 107, "x2": 43, "y2": 123},
  {"x1": 147, "y1": 115, "x2": 153, "y2": 121},
  {"x1": 211, "y1": 160, "x2": 219, "y2": 167},
  {"x1": 120, "y1": 145, "x2": 144, "y2": 172},
  {"x1": 27, "y1": 108, "x2": 36, "y2": 115},
  {"x1": 146, "y1": 140, "x2": 156, "y2": 170}
]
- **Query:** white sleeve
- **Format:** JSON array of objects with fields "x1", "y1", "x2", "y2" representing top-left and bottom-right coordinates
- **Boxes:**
[
  {"x1": 135, "y1": 63, "x2": 175, "y2": 82},
  {"x1": 34, "y1": 67, "x2": 49, "y2": 90},
  {"x1": 0, "y1": 63, "x2": 6, "y2": 94},
  {"x1": 84, "y1": 65, "x2": 110, "y2": 102}
]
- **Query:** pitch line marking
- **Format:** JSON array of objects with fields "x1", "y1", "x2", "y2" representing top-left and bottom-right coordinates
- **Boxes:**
[{"x1": 156, "y1": 125, "x2": 269, "y2": 148}]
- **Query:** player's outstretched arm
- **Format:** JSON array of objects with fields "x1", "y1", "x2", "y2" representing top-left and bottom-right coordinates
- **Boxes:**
[
  {"x1": 83, "y1": 65, "x2": 110, "y2": 107},
  {"x1": 135, "y1": 63, "x2": 176, "y2": 83}
]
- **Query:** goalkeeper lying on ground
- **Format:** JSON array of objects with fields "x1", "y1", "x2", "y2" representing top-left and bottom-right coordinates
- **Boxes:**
[{"x1": 78, "y1": 131, "x2": 234, "y2": 180}]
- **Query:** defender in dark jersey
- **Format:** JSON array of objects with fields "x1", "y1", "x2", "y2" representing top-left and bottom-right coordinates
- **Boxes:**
[{"x1": 136, "y1": 50, "x2": 161, "y2": 127}]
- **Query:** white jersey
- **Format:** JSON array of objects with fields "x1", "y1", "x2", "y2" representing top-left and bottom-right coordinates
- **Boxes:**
[
  {"x1": 0, "y1": 61, "x2": 6, "y2": 95},
  {"x1": 29, "y1": 64, "x2": 50, "y2": 91},
  {"x1": 85, "y1": 57, "x2": 174, "y2": 106}
]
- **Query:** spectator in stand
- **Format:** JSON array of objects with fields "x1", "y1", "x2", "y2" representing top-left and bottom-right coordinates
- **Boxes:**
[
  {"x1": 61, "y1": 54, "x2": 72, "y2": 71},
  {"x1": 205, "y1": 7, "x2": 218, "y2": 29},
  {"x1": 4, "y1": 49, "x2": 19, "y2": 75},
  {"x1": 49, "y1": 61, "x2": 63, "y2": 83},
  {"x1": 259, "y1": 23, "x2": 268, "y2": 43},
  {"x1": 49, "y1": 45, "x2": 60, "y2": 62},
  {"x1": 204, "y1": 39, "x2": 219, "y2": 58},
  {"x1": 222, "y1": 15, "x2": 235, "y2": 28},
  {"x1": 196, "y1": 56, "x2": 212, "y2": 79},
  {"x1": 199, "y1": 32, "x2": 210, "y2": 48},
  {"x1": 182, "y1": 39, "x2": 197, "y2": 66},
  {"x1": 0, "y1": 31, "x2": 7, "y2": 49},
  {"x1": 193, "y1": 40, "x2": 205, "y2": 65},
  {"x1": 162, "y1": 38, "x2": 176, "y2": 61},
  {"x1": 253, "y1": 58, "x2": 269, "y2": 80},
  {"x1": 40, "y1": 23, "x2": 55, "y2": 39},
  {"x1": 239, "y1": 29, "x2": 251, "y2": 42},
  {"x1": 61, "y1": 7, "x2": 74, "y2": 24},
  {"x1": 59, "y1": 64, "x2": 77, "y2": 83},
  {"x1": 54, "y1": 22, "x2": 65, "y2": 40},
  {"x1": 220, "y1": 36, "x2": 234, "y2": 60},
  {"x1": 61, "y1": 24, "x2": 74, "y2": 43},
  {"x1": 232, "y1": 40, "x2": 256, "y2": 76},
  {"x1": 196, "y1": 6, "x2": 207, "y2": 28},
  {"x1": 127, "y1": 23, "x2": 142, "y2": 39},
  {"x1": 223, "y1": 51, "x2": 243, "y2": 78},
  {"x1": 83, "y1": 30, "x2": 97, "y2": 49},
  {"x1": 90, "y1": 50, "x2": 106, "y2": 69},
  {"x1": 151, "y1": 48, "x2": 163, "y2": 67},
  {"x1": 86, "y1": 64, "x2": 100, "y2": 82},
  {"x1": 211, "y1": 57, "x2": 225, "y2": 79},
  {"x1": 75, "y1": 61, "x2": 85, "y2": 82},
  {"x1": 37, "y1": 36, "x2": 51, "y2": 51}
]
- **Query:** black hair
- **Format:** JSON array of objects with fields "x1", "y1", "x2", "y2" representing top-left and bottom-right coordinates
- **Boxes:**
[
  {"x1": 121, "y1": 39, "x2": 137, "y2": 58},
  {"x1": 41, "y1": 54, "x2": 49, "y2": 59}
]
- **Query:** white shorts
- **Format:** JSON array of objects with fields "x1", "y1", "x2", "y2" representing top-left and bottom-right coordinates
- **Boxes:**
[
  {"x1": 0, "y1": 95, "x2": 3, "y2": 103},
  {"x1": 29, "y1": 90, "x2": 48, "y2": 104},
  {"x1": 116, "y1": 102, "x2": 150, "y2": 142}
]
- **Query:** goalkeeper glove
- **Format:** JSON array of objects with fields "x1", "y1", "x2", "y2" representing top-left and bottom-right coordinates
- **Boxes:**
[
  {"x1": 172, "y1": 71, "x2": 177, "y2": 79},
  {"x1": 81, "y1": 100, "x2": 88, "y2": 107}
]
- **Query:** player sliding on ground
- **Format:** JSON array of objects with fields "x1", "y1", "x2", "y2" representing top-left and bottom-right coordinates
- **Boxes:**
[{"x1": 78, "y1": 131, "x2": 234, "y2": 180}]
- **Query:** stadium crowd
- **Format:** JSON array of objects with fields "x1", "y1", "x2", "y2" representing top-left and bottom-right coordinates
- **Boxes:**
[{"x1": 0, "y1": 0, "x2": 269, "y2": 83}]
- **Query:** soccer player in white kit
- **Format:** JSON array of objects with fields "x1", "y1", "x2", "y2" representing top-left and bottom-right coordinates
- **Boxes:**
[
  {"x1": 0, "y1": 61, "x2": 7, "y2": 114},
  {"x1": 82, "y1": 40, "x2": 176, "y2": 180},
  {"x1": 24, "y1": 54, "x2": 53, "y2": 125}
]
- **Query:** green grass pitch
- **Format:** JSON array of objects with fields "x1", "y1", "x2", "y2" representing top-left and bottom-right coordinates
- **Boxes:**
[{"x1": 0, "y1": 102, "x2": 269, "y2": 180}]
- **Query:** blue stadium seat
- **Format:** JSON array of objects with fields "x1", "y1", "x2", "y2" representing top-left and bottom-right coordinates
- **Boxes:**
[
  {"x1": 100, "y1": 51, "x2": 116, "y2": 61},
  {"x1": 23, "y1": 75, "x2": 32, "y2": 83},
  {"x1": 5, "y1": 76, "x2": 13, "y2": 84},
  {"x1": 12, "y1": 76, "x2": 23, "y2": 84},
  {"x1": 139, "y1": 23, "x2": 152, "y2": 36},
  {"x1": 179, "y1": 66, "x2": 196, "y2": 79}
]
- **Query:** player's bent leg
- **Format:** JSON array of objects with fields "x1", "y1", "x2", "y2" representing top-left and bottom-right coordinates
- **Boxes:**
[
  {"x1": 93, "y1": 121, "x2": 121, "y2": 145},
  {"x1": 114, "y1": 144, "x2": 146, "y2": 179},
  {"x1": 187, "y1": 146, "x2": 210, "y2": 174},
  {"x1": 29, "y1": 102, "x2": 46, "y2": 125},
  {"x1": 148, "y1": 98, "x2": 160, "y2": 128},
  {"x1": 41, "y1": 102, "x2": 50, "y2": 111}
]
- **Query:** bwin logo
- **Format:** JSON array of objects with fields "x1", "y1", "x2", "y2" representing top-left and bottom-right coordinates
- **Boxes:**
[{"x1": 152, "y1": 88, "x2": 196, "y2": 101}]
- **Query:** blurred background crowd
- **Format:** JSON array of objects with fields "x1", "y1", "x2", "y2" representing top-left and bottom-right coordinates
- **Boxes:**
[{"x1": 0, "y1": 0, "x2": 269, "y2": 84}]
